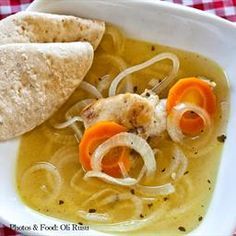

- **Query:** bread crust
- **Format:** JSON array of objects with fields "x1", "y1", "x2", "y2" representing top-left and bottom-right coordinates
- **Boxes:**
[
  {"x1": 0, "y1": 42, "x2": 93, "y2": 140},
  {"x1": 0, "y1": 11, "x2": 105, "y2": 49}
]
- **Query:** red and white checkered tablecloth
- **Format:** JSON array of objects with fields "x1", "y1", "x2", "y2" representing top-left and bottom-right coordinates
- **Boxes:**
[
  {"x1": 0, "y1": 0, "x2": 31, "y2": 19},
  {"x1": 0, "y1": 0, "x2": 235, "y2": 236},
  {"x1": 1, "y1": 0, "x2": 236, "y2": 21},
  {"x1": 171, "y1": 0, "x2": 236, "y2": 21}
]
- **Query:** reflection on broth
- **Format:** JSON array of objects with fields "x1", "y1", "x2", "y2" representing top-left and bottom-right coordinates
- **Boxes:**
[{"x1": 16, "y1": 25, "x2": 229, "y2": 235}]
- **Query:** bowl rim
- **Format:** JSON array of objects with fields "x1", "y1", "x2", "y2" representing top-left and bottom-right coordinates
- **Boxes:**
[{"x1": 28, "y1": 0, "x2": 236, "y2": 29}]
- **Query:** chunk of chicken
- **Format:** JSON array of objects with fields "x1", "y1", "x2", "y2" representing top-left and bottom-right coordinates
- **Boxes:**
[{"x1": 81, "y1": 92, "x2": 167, "y2": 138}]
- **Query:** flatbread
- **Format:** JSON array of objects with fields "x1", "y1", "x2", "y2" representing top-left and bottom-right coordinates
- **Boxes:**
[
  {"x1": 0, "y1": 11, "x2": 105, "y2": 49},
  {"x1": 0, "y1": 42, "x2": 93, "y2": 140}
]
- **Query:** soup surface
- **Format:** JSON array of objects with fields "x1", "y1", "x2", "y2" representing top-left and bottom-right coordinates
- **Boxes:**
[{"x1": 16, "y1": 25, "x2": 229, "y2": 235}]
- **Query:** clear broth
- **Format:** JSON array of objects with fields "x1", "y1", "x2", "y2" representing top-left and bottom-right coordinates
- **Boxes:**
[{"x1": 16, "y1": 25, "x2": 229, "y2": 235}]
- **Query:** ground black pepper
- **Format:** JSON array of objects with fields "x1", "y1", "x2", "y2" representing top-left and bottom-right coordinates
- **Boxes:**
[
  {"x1": 217, "y1": 134, "x2": 227, "y2": 143},
  {"x1": 178, "y1": 226, "x2": 186, "y2": 232},
  {"x1": 58, "y1": 200, "x2": 64, "y2": 205},
  {"x1": 130, "y1": 189, "x2": 135, "y2": 195},
  {"x1": 88, "y1": 208, "x2": 96, "y2": 213}
]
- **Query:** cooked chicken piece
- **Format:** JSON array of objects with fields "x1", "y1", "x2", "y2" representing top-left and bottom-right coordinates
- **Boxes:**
[
  {"x1": 0, "y1": 42, "x2": 93, "y2": 140},
  {"x1": 81, "y1": 92, "x2": 167, "y2": 138},
  {"x1": 0, "y1": 12, "x2": 105, "y2": 49}
]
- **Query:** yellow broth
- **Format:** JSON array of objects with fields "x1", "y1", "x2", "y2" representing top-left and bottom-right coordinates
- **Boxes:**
[{"x1": 16, "y1": 25, "x2": 229, "y2": 235}]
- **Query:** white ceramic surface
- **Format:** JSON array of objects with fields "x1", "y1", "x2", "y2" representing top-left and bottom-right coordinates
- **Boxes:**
[{"x1": 0, "y1": 0, "x2": 236, "y2": 235}]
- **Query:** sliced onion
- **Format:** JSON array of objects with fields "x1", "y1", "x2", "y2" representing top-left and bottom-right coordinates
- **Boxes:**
[
  {"x1": 153, "y1": 148, "x2": 163, "y2": 158},
  {"x1": 78, "y1": 192, "x2": 143, "y2": 225},
  {"x1": 45, "y1": 99, "x2": 92, "y2": 143},
  {"x1": 21, "y1": 162, "x2": 62, "y2": 201},
  {"x1": 136, "y1": 166, "x2": 147, "y2": 183},
  {"x1": 70, "y1": 169, "x2": 107, "y2": 194},
  {"x1": 100, "y1": 193, "x2": 143, "y2": 219},
  {"x1": 84, "y1": 171, "x2": 138, "y2": 186},
  {"x1": 96, "y1": 54, "x2": 133, "y2": 94},
  {"x1": 80, "y1": 81, "x2": 103, "y2": 98},
  {"x1": 161, "y1": 145, "x2": 188, "y2": 181},
  {"x1": 65, "y1": 99, "x2": 95, "y2": 140},
  {"x1": 97, "y1": 54, "x2": 128, "y2": 71},
  {"x1": 49, "y1": 146, "x2": 78, "y2": 169},
  {"x1": 77, "y1": 210, "x2": 111, "y2": 222},
  {"x1": 155, "y1": 178, "x2": 193, "y2": 226},
  {"x1": 148, "y1": 78, "x2": 160, "y2": 88},
  {"x1": 172, "y1": 145, "x2": 188, "y2": 179},
  {"x1": 198, "y1": 76, "x2": 216, "y2": 87},
  {"x1": 158, "y1": 199, "x2": 198, "y2": 225},
  {"x1": 109, "y1": 52, "x2": 179, "y2": 96},
  {"x1": 102, "y1": 25, "x2": 125, "y2": 54},
  {"x1": 176, "y1": 177, "x2": 193, "y2": 203},
  {"x1": 53, "y1": 116, "x2": 84, "y2": 129},
  {"x1": 92, "y1": 208, "x2": 165, "y2": 232},
  {"x1": 91, "y1": 132, "x2": 156, "y2": 178},
  {"x1": 82, "y1": 188, "x2": 120, "y2": 208},
  {"x1": 77, "y1": 189, "x2": 122, "y2": 223},
  {"x1": 160, "y1": 152, "x2": 179, "y2": 179},
  {"x1": 66, "y1": 99, "x2": 95, "y2": 119},
  {"x1": 53, "y1": 116, "x2": 84, "y2": 142},
  {"x1": 41, "y1": 125, "x2": 77, "y2": 145},
  {"x1": 135, "y1": 183, "x2": 175, "y2": 196},
  {"x1": 53, "y1": 116, "x2": 84, "y2": 140},
  {"x1": 70, "y1": 169, "x2": 87, "y2": 192},
  {"x1": 97, "y1": 74, "x2": 112, "y2": 92},
  {"x1": 167, "y1": 103, "x2": 212, "y2": 144},
  {"x1": 157, "y1": 178, "x2": 195, "y2": 224},
  {"x1": 118, "y1": 161, "x2": 129, "y2": 178}
]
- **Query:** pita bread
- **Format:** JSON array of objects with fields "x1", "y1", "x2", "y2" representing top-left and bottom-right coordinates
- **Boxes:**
[
  {"x1": 0, "y1": 42, "x2": 93, "y2": 140},
  {"x1": 0, "y1": 11, "x2": 105, "y2": 49}
]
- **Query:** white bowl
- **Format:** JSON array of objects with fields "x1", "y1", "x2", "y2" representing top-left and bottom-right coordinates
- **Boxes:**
[{"x1": 0, "y1": 0, "x2": 236, "y2": 235}]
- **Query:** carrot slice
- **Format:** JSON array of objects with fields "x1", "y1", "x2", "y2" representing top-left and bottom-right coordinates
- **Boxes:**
[
  {"x1": 79, "y1": 121, "x2": 131, "y2": 177},
  {"x1": 167, "y1": 77, "x2": 216, "y2": 135},
  {"x1": 179, "y1": 113, "x2": 204, "y2": 135},
  {"x1": 102, "y1": 147, "x2": 130, "y2": 177}
]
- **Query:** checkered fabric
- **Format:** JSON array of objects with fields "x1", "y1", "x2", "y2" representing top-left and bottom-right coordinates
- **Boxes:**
[
  {"x1": 168, "y1": 0, "x2": 236, "y2": 21},
  {"x1": 0, "y1": 0, "x2": 236, "y2": 21},
  {"x1": 0, "y1": 224, "x2": 21, "y2": 236},
  {"x1": 0, "y1": 0, "x2": 235, "y2": 236},
  {"x1": 0, "y1": 0, "x2": 32, "y2": 19}
]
